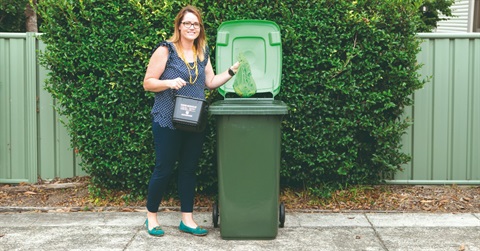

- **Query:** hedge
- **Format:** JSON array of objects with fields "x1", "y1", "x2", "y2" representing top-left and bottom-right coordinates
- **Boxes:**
[{"x1": 36, "y1": 0, "x2": 425, "y2": 198}]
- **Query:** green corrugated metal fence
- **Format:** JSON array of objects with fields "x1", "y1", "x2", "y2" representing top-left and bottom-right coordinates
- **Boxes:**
[
  {"x1": 393, "y1": 33, "x2": 480, "y2": 184},
  {"x1": 0, "y1": 33, "x2": 84, "y2": 184},
  {"x1": 0, "y1": 32, "x2": 479, "y2": 184}
]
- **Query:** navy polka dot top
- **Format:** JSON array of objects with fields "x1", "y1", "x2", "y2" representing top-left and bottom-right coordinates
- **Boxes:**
[{"x1": 150, "y1": 41, "x2": 209, "y2": 129}]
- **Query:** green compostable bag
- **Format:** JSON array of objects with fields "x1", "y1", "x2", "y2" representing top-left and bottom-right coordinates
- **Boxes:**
[{"x1": 233, "y1": 53, "x2": 257, "y2": 97}]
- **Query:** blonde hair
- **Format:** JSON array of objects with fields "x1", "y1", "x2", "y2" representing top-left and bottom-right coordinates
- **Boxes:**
[{"x1": 168, "y1": 5, "x2": 206, "y2": 61}]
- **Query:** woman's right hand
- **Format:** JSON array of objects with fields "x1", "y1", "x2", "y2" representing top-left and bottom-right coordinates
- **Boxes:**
[{"x1": 169, "y1": 78, "x2": 187, "y2": 90}]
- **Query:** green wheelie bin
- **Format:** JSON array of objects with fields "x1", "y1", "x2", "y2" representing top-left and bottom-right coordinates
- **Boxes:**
[{"x1": 209, "y1": 20, "x2": 288, "y2": 240}]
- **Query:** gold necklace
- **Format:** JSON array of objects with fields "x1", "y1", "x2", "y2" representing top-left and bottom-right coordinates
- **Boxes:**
[{"x1": 180, "y1": 47, "x2": 199, "y2": 84}]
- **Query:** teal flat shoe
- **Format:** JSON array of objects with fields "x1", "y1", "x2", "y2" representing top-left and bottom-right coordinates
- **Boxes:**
[
  {"x1": 145, "y1": 219, "x2": 164, "y2": 237},
  {"x1": 179, "y1": 221, "x2": 208, "y2": 236}
]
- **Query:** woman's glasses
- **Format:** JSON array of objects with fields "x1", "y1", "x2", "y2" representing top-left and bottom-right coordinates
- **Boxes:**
[{"x1": 182, "y1": 21, "x2": 200, "y2": 29}]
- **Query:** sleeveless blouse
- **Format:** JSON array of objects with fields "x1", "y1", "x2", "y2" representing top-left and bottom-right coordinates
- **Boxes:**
[{"x1": 150, "y1": 41, "x2": 209, "y2": 129}]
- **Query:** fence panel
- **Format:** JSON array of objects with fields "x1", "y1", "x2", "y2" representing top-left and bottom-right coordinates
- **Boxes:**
[
  {"x1": 0, "y1": 33, "x2": 36, "y2": 183},
  {"x1": 37, "y1": 39, "x2": 83, "y2": 179},
  {"x1": 1, "y1": 32, "x2": 479, "y2": 184},
  {"x1": 0, "y1": 33, "x2": 83, "y2": 184},
  {"x1": 392, "y1": 33, "x2": 480, "y2": 184}
]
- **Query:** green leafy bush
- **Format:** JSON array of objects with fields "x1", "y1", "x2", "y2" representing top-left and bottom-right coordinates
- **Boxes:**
[
  {"x1": 0, "y1": 0, "x2": 29, "y2": 31},
  {"x1": 37, "y1": 0, "x2": 425, "y2": 198},
  {"x1": 417, "y1": 0, "x2": 454, "y2": 32},
  {"x1": 277, "y1": 0, "x2": 425, "y2": 196}
]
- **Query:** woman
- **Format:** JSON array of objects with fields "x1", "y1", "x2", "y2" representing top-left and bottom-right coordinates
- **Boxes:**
[{"x1": 143, "y1": 5, "x2": 239, "y2": 237}]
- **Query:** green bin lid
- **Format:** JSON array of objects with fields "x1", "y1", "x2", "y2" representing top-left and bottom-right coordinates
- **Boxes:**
[
  {"x1": 209, "y1": 100, "x2": 288, "y2": 115},
  {"x1": 215, "y1": 20, "x2": 282, "y2": 98}
]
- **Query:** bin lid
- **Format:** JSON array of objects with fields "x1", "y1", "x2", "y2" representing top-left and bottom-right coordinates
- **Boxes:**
[
  {"x1": 209, "y1": 100, "x2": 288, "y2": 115},
  {"x1": 215, "y1": 20, "x2": 282, "y2": 98}
]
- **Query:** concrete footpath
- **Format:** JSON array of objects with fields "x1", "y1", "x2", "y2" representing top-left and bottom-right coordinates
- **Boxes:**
[{"x1": 1, "y1": 210, "x2": 479, "y2": 251}]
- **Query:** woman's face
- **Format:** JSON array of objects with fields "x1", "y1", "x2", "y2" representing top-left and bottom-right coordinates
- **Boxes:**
[{"x1": 179, "y1": 12, "x2": 200, "y2": 42}]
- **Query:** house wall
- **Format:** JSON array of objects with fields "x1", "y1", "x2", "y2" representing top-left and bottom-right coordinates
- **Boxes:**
[{"x1": 435, "y1": 0, "x2": 473, "y2": 33}]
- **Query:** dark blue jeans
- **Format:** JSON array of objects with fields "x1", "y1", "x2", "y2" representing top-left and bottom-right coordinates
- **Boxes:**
[{"x1": 146, "y1": 122, "x2": 205, "y2": 213}]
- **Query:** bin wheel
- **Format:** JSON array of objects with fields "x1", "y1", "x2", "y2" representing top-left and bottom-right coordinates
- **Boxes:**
[
  {"x1": 212, "y1": 203, "x2": 219, "y2": 228},
  {"x1": 279, "y1": 202, "x2": 285, "y2": 228}
]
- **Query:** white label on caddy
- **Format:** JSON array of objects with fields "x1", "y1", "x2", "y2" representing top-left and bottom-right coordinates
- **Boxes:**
[{"x1": 180, "y1": 104, "x2": 196, "y2": 117}]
